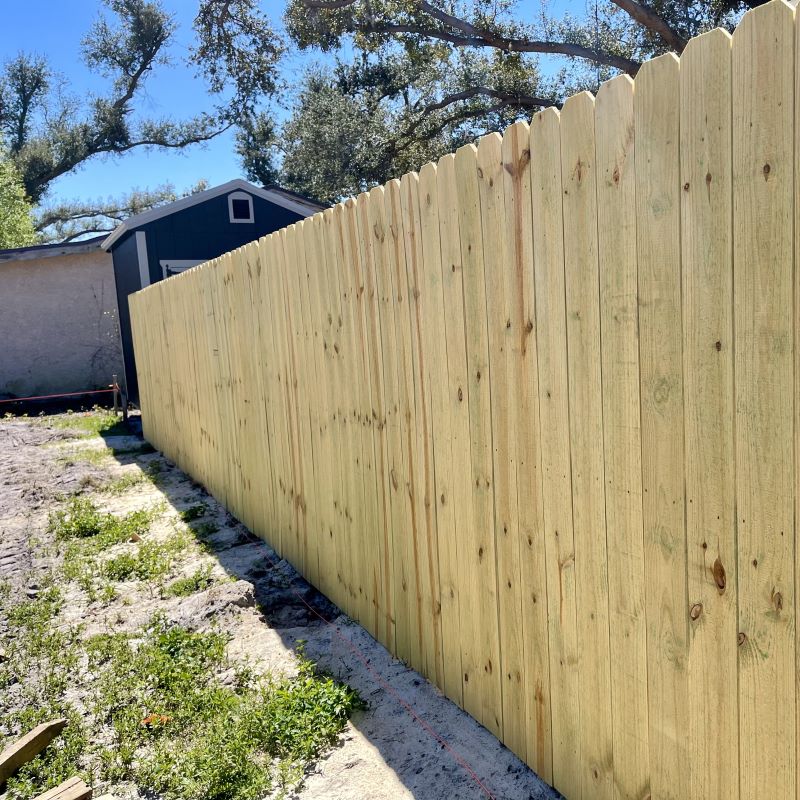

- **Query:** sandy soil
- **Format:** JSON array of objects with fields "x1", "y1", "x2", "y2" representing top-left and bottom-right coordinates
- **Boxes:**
[{"x1": 0, "y1": 412, "x2": 561, "y2": 800}]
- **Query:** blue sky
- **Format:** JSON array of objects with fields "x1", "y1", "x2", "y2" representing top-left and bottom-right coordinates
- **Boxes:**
[
  {"x1": 0, "y1": 0, "x2": 249, "y2": 204},
  {"x1": 0, "y1": 0, "x2": 568, "y2": 207}
]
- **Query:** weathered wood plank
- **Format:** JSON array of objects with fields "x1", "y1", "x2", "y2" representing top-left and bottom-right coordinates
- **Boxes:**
[
  {"x1": 33, "y1": 776, "x2": 92, "y2": 800},
  {"x1": 0, "y1": 719, "x2": 67, "y2": 784}
]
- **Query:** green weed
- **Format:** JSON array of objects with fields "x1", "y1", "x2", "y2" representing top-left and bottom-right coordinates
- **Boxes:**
[
  {"x1": 50, "y1": 496, "x2": 153, "y2": 548},
  {"x1": 0, "y1": 704, "x2": 90, "y2": 800},
  {"x1": 51, "y1": 408, "x2": 128, "y2": 438},
  {"x1": 163, "y1": 565, "x2": 214, "y2": 598},
  {"x1": 102, "y1": 472, "x2": 147, "y2": 495},
  {"x1": 103, "y1": 533, "x2": 188, "y2": 583},
  {"x1": 180, "y1": 503, "x2": 208, "y2": 522},
  {"x1": 2, "y1": 595, "x2": 362, "y2": 800}
]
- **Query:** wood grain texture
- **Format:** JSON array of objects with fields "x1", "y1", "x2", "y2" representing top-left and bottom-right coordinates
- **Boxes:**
[
  {"x1": 529, "y1": 108, "x2": 580, "y2": 800},
  {"x1": 454, "y1": 141, "x2": 502, "y2": 738},
  {"x1": 0, "y1": 719, "x2": 67, "y2": 784},
  {"x1": 680, "y1": 28, "x2": 739, "y2": 800},
  {"x1": 595, "y1": 73, "x2": 651, "y2": 800},
  {"x1": 634, "y1": 52, "x2": 689, "y2": 800},
  {"x1": 560, "y1": 90, "x2": 614, "y2": 800},
  {"x1": 32, "y1": 777, "x2": 92, "y2": 800},
  {"x1": 127, "y1": 7, "x2": 800, "y2": 796},
  {"x1": 733, "y1": 4, "x2": 796, "y2": 799}
]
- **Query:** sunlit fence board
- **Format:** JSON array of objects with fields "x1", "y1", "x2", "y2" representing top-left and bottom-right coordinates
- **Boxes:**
[{"x1": 129, "y1": 5, "x2": 800, "y2": 796}]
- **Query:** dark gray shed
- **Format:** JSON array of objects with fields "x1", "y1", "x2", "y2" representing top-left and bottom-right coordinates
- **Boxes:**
[{"x1": 101, "y1": 179, "x2": 323, "y2": 401}]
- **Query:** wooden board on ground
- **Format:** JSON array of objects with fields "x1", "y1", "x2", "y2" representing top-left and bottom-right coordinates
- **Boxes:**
[
  {"x1": 0, "y1": 718, "x2": 67, "y2": 784},
  {"x1": 33, "y1": 776, "x2": 92, "y2": 800}
]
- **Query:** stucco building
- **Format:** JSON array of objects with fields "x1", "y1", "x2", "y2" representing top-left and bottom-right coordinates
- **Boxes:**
[
  {"x1": 0, "y1": 179, "x2": 322, "y2": 402},
  {"x1": 0, "y1": 237, "x2": 122, "y2": 399}
]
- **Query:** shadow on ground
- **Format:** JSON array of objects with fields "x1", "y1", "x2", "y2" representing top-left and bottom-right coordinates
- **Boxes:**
[{"x1": 26, "y1": 412, "x2": 562, "y2": 800}]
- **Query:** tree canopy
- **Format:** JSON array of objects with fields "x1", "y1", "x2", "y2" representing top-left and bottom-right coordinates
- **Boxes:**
[
  {"x1": 0, "y1": 0, "x2": 281, "y2": 237},
  {"x1": 247, "y1": 0, "x2": 756, "y2": 202},
  {"x1": 0, "y1": 141, "x2": 36, "y2": 249},
  {"x1": 1, "y1": 0, "x2": 765, "y2": 239}
]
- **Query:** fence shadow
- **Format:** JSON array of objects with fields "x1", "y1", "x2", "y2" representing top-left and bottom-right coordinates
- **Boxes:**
[{"x1": 102, "y1": 429, "x2": 560, "y2": 800}]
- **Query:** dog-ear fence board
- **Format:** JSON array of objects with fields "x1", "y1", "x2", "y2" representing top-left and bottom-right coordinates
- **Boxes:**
[{"x1": 130, "y1": 4, "x2": 800, "y2": 797}]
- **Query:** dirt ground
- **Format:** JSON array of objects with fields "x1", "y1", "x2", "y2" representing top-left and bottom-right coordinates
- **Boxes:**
[{"x1": 0, "y1": 411, "x2": 561, "y2": 800}]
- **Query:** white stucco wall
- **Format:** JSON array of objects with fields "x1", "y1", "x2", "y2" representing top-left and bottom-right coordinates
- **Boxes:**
[{"x1": 0, "y1": 248, "x2": 123, "y2": 398}]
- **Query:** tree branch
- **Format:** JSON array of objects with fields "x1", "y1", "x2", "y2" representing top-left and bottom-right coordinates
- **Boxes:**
[
  {"x1": 368, "y1": 19, "x2": 640, "y2": 73},
  {"x1": 420, "y1": 86, "x2": 554, "y2": 115},
  {"x1": 297, "y1": 0, "x2": 641, "y2": 72},
  {"x1": 398, "y1": 86, "x2": 554, "y2": 152},
  {"x1": 393, "y1": 101, "x2": 509, "y2": 157},
  {"x1": 610, "y1": 0, "x2": 687, "y2": 52},
  {"x1": 303, "y1": 0, "x2": 358, "y2": 7}
]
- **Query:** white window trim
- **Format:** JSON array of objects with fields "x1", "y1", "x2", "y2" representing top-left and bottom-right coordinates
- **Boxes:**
[
  {"x1": 159, "y1": 259, "x2": 207, "y2": 279},
  {"x1": 228, "y1": 191, "x2": 254, "y2": 224},
  {"x1": 135, "y1": 231, "x2": 150, "y2": 288}
]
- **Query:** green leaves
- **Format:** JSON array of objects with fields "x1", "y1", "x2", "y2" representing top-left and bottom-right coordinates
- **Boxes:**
[{"x1": 0, "y1": 141, "x2": 36, "y2": 248}]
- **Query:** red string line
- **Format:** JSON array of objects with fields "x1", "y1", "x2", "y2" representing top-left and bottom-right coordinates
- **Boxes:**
[
  {"x1": 0, "y1": 388, "x2": 115, "y2": 404},
  {"x1": 258, "y1": 547, "x2": 498, "y2": 800}
]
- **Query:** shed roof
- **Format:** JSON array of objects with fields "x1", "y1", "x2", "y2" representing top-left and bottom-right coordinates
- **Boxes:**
[{"x1": 100, "y1": 179, "x2": 325, "y2": 251}]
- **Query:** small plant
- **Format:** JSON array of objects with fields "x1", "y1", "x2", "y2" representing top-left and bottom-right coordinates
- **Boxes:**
[
  {"x1": 180, "y1": 503, "x2": 208, "y2": 522},
  {"x1": 1, "y1": 704, "x2": 90, "y2": 800},
  {"x1": 145, "y1": 460, "x2": 166, "y2": 485},
  {"x1": 103, "y1": 472, "x2": 146, "y2": 495},
  {"x1": 58, "y1": 442, "x2": 155, "y2": 467},
  {"x1": 5, "y1": 586, "x2": 62, "y2": 630},
  {"x1": 192, "y1": 520, "x2": 220, "y2": 538},
  {"x1": 163, "y1": 565, "x2": 214, "y2": 598},
  {"x1": 49, "y1": 496, "x2": 153, "y2": 548},
  {"x1": 103, "y1": 533, "x2": 188, "y2": 583},
  {"x1": 2, "y1": 587, "x2": 363, "y2": 800},
  {"x1": 51, "y1": 407, "x2": 128, "y2": 438}
]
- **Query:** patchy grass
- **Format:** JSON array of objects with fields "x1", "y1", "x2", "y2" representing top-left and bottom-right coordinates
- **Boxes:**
[
  {"x1": 1, "y1": 704, "x2": 91, "y2": 799},
  {"x1": 1, "y1": 595, "x2": 363, "y2": 800},
  {"x1": 102, "y1": 471, "x2": 147, "y2": 495},
  {"x1": 103, "y1": 533, "x2": 189, "y2": 584},
  {"x1": 52, "y1": 497, "x2": 166, "y2": 598},
  {"x1": 163, "y1": 565, "x2": 215, "y2": 598},
  {"x1": 57, "y1": 442, "x2": 156, "y2": 468},
  {"x1": 50, "y1": 408, "x2": 128, "y2": 438},
  {"x1": 49, "y1": 496, "x2": 153, "y2": 548}
]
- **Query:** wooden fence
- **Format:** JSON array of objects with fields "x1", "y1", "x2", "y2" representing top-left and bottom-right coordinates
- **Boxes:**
[{"x1": 130, "y1": 3, "x2": 800, "y2": 797}]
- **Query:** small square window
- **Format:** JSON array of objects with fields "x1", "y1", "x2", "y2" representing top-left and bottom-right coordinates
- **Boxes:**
[
  {"x1": 228, "y1": 192, "x2": 254, "y2": 223},
  {"x1": 231, "y1": 198, "x2": 251, "y2": 220}
]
